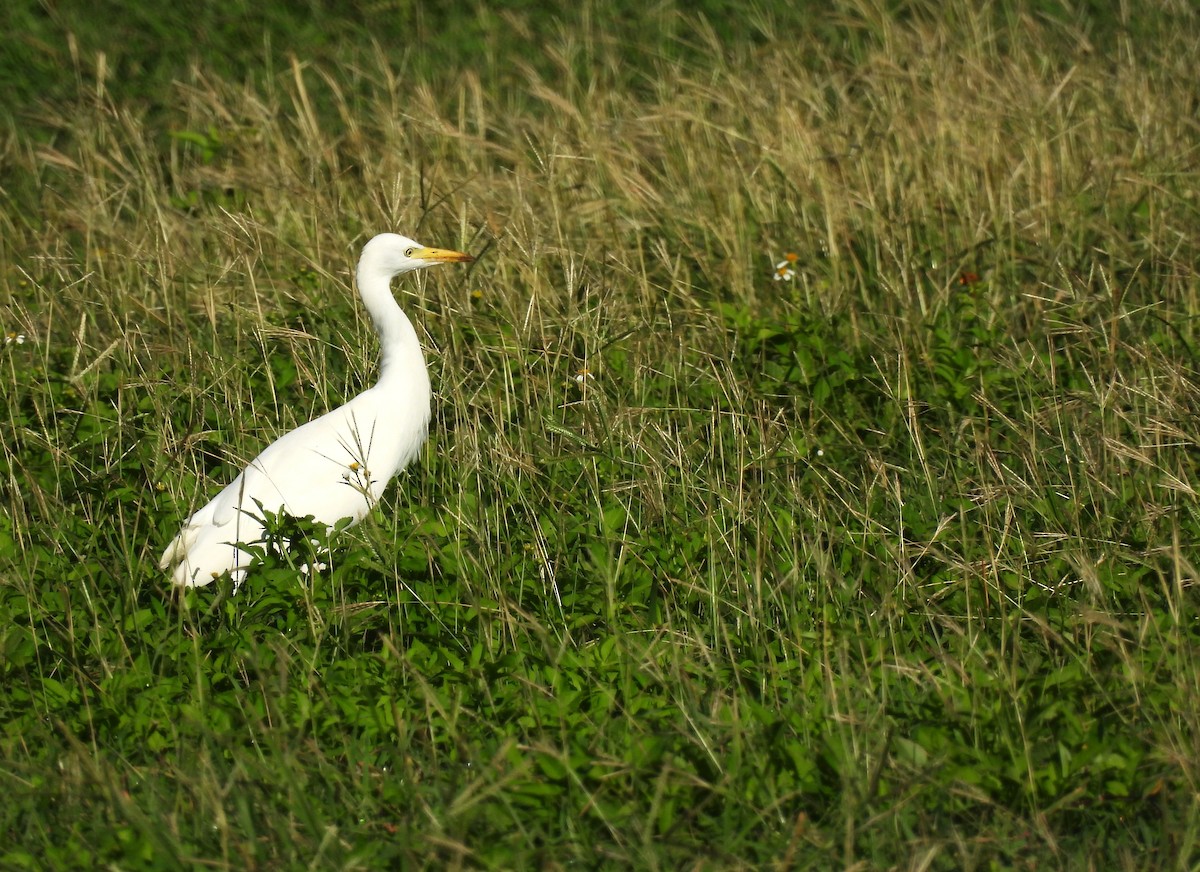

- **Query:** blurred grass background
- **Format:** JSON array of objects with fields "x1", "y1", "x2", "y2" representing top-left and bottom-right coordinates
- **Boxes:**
[{"x1": 3, "y1": 0, "x2": 1200, "y2": 868}]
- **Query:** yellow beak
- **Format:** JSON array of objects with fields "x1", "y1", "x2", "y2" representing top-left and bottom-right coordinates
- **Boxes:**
[{"x1": 412, "y1": 246, "x2": 474, "y2": 264}]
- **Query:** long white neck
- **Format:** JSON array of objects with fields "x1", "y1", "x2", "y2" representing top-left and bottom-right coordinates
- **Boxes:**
[{"x1": 355, "y1": 259, "x2": 429, "y2": 391}]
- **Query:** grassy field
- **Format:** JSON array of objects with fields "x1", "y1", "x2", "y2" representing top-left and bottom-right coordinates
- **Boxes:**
[{"x1": 3, "y1": 0, "x2": 1200, "y2": 867}]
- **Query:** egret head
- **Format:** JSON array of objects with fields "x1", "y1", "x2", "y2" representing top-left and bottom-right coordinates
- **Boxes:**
[{"x1": 361, "y1": 233, "x2": 474, "y2": 279}]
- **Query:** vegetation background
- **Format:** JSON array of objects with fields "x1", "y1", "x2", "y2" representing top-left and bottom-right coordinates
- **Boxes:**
[{"x1": 2, "y1": 0, "x2": 1199, "y2": 868}]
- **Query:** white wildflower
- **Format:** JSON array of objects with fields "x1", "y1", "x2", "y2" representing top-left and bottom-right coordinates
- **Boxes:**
[{"x1": 773, "y1": 252, "x2": 799, "y2": 282}]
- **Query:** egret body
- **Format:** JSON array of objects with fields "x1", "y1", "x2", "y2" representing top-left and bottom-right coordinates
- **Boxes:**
[{"x1": 160, "y1": 233, "x2": 472, "y2": 586}]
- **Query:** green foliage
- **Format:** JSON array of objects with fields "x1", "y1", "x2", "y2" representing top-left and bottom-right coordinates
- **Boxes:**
[{"x1": 3, "y1": 0, "x2": 1200, "y2": 867}]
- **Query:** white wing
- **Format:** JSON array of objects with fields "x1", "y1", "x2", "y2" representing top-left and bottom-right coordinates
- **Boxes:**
[{"x1": 160, "y1": 387, "x2": 428, "y2": 586}]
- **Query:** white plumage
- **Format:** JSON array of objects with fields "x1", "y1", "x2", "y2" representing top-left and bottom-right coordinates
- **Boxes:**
[{"x1": 160, "y1": 233, "x2": 472, "y2": 587}]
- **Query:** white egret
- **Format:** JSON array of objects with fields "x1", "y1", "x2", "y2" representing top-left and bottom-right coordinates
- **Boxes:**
[{"x1": 160, "y1": 233, "x2": 473, "y2": 587}]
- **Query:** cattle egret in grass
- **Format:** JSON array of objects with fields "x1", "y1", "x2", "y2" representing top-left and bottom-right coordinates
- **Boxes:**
[{"x1": 160, "y1": 233, "x2": 473, "y2": 587}]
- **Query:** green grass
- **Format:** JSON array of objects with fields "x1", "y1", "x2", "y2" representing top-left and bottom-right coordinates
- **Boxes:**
[{"x1": 3, "y1": 0, "x2": 1200, "y2": 867}]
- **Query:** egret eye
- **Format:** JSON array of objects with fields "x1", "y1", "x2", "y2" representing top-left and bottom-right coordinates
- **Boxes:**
[{"x1": 405, "y1": 247, "x2": 416, "y2": 257}]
